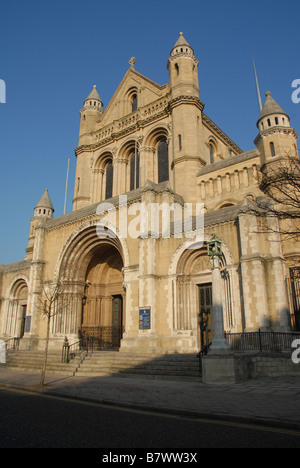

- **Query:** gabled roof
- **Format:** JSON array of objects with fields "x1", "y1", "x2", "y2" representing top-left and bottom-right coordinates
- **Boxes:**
[
  {"x1": 258, "y1": 91, "x2": 289, "y2": 120},
  {"x1": 98, "y1": 65, "x2": 168, "y2": 127}
]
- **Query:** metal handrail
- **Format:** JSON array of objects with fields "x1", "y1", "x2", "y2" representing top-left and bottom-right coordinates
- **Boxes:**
[
  {"x1": 62, "y1": 338, "x2": 85, "y2": 363},
  {"x1": 4, "y1": 337, "x2": 20, "y2": 351}
]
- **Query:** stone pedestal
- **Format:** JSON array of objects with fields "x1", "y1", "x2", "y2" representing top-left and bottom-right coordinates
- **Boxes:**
[{"x1": 202, "y1": 354, "x2": 250, "y2": 384}]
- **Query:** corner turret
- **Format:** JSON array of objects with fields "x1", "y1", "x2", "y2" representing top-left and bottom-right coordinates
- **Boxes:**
[
  {"x1": 167, "y1": 32, "x2": 199, "y2": 99},
  {"x1": 34, "y1": 188, "x2": 54, "y2": 219},
  {"x1": 79, "y1": 85, "x2": 103, "y2": 138},
  {"x1": 25, "y1": 189, "x2": 54, "y2": 260},
  {"x1": 255, "y1": 91, "x2": 298, "y2": 166}
]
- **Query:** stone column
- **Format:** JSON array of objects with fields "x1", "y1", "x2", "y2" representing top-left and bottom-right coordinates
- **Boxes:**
[
  {"x1": 23, "y1": 222, "x2": 46, "y2": 348},
  {"x1": 140, "y1": 146, "x2": 155, "y2": 185},
  {"x1": 210, "y1": 256, "x2": 229, "y2": 353}
]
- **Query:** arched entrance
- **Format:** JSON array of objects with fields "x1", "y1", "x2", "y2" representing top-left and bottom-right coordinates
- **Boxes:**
[
  {"x1": 175, "y1": 245, "x2": 213, "y2": 350},
  {"x1": 174, "y1": 241, "x2": 234, "y2": 350},
  {"x1": 3, "y1": 278, "x2": 28, "y2": 338},
  {"x1": 81, "y1": 244, "x2": 124, "y2": 349},
  {"x1": 54, "y1": 225, "x2": 127, "y2": 350}
]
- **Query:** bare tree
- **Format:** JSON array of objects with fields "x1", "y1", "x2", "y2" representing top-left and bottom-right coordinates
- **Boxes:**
[
  {"x1": 250, "y1": 155, "x2": 300, "y2": 240},
  {"x1": 36, "y1": 270, "x2": 67, "y2": 386}
]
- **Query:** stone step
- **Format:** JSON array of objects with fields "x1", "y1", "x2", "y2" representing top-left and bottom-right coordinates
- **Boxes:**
[
  {"x1": 76, "y1": 351, "x2": 201, "y2": 380},
  {"x1": 76, "y1": 371, "x2": 201, "y2": 382},
  {"x1": 79, "y1": 361, "x2": 199, "y2": 371},
  {"x1": 4, "y1": 350, "x2": 84, "y2": 376},
  {"x1": 3, "y1": 349, "x2": 201, "y2": 381}
]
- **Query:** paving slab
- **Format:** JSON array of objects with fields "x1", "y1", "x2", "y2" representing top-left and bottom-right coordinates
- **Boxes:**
[{"x1": 0, "y1": 367, "x2": 300, "y2": 431}]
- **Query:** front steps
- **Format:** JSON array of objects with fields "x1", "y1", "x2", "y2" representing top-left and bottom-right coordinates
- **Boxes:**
[
  {"x1": 2, "y1": 349, "x2": 201, "y2": 381},
  {"x1": 76, "y1": 352, "x2": 201, "y2": 381},
  {"x1": 3, "y1": 349, "x2": 85, "y2": 376}
]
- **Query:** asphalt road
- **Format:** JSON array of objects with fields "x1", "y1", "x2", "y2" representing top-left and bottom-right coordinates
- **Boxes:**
[{"x1": 0, "y1": 388, "x2": 299, "y2": 449}]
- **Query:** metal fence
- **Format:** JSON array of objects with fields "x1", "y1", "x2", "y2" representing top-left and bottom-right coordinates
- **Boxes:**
[
  {"x1": 80, "y1": 326, "x2": 122, "y2": 351},
  {"x1": 62, "y1": 326, "x2": 123, "y2": 363},
  {"x1": 225, "y1": 330, "x2": 300, "y2": 352}
]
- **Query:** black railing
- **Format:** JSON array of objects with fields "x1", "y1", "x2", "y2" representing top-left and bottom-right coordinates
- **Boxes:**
[
  {"x1": 62, "y1": 338, "x2": 85, "y2": 363},
  {"x1": 225, "y1": 330, "x2": 300, "y2": 353},
  {"x1": 80, "y1": 326, "x2": 122, "y2": 352},
  {"x1": 4, "y1": 337, "x2": 20, "y2": 351},
  {"x1": 62, "y1": 327, "x2": 123, "y2": 363}
]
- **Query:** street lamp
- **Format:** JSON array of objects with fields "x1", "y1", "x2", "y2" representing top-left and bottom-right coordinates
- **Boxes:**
[{"x1": 207, "y1": 233, "x2": 222, "y2": 258}]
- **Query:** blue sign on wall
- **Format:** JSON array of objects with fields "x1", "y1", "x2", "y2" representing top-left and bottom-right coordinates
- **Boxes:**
[{"x1": 139, "y1": 307, "x2": 151, "y2": 330}]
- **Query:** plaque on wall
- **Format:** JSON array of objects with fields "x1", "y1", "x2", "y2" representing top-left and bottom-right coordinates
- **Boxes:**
[{"x1": 139, "y1": 307, "x2": 151, "y2": 330}]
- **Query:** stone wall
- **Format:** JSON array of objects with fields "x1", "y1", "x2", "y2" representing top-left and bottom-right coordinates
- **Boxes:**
[{"x1": 250, "y1": 353, "x2": 300, "y2": 378}]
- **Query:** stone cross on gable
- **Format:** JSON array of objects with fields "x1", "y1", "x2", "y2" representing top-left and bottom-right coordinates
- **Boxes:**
[{"x1": 129, "y1": 57, "x2": 137, "y2": 70}]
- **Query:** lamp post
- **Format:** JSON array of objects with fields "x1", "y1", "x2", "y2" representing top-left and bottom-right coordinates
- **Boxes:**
[{"x1": 207, "y1": 234, "x2": 229, "y2": 353}]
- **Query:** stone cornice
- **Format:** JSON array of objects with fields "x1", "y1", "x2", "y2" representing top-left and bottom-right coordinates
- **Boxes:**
[
  {"x1": 75, "y1": 95, "x2": 207, "y2": 156},
  {"x1": 171, "y1": 154, "x2": 206, "y2": 169},
  {"x1": 202, "y1": 113, "x2": 243, "y2": 154},
  {"x1": 167, "y1": 53, "x2": 199, "y2": 68},
  {"x1": 196, "y1": 149, "x2": 260, "y2": 178},
  {"x1": 254, "y1": 126, "x2": 299, "y2": 145},
  {"x1": 240, "y1": 254, "x2": 285, "y2": 264},
  {"x1": 168, "y1": 95, "x2": 204, "y2": 112},
  {"x1": 76, "y1": 96, "x2": 171, "y2": 156}
]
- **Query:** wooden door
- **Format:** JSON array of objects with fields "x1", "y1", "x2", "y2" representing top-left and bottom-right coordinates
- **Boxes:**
[
  {"x1": 112, "y1": 296, "x2": 123, "y2": 348},
  {"x1": 198, "y1": 284, "x2": 213, "y2": 350}
]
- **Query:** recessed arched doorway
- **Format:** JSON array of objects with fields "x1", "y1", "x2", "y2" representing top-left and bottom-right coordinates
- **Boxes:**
[
  {"x1": 175, "y1": 245, "x2": 213, "y2": 350},
  {"x1": 81, "y1": 244, "x2": 124, "y2": 349},
  {"x1": 53, "y1": 225, "x2": 128, "y2": 350},
  {"x1": 3, "y1": 278, "x2": 28, "y2": 339}
]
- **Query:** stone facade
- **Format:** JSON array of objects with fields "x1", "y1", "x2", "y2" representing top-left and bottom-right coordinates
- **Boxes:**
[{"x1": 0, "y1": 33, "x2": 299, "y2": 353}]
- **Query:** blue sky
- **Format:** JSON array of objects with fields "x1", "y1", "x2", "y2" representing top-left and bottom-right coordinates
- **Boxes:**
[{"x1": 0, "y1": 0, "x2": 299, "y2": 264}]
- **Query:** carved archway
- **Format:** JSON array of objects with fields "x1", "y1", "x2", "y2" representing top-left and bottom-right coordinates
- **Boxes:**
[
  {"x1": 3, "y1": 277, "x2": 29, "y2": 338},
  {"x1": 52, "y1": 225, "x2": 127, "y2": 347}
]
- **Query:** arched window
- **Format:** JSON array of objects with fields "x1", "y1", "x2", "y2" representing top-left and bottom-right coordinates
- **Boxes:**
[
  {"x1": 209, "y1": 144, "x2": 215, "y2": 164},
  {"x1": 132, "y1": 94, "x2": 138, "y2": 112},
  {"x1": 130, "y1": 151, "x2": 140, "y2": 190},
  {"x1": 270, "y1": 142, "x2": 276, "y2": 158},
  {"x1": 105, "y1": 161, "x2": 113, "y2": 199},
  {"x1": 178, "y1": 134, "x2": 182, "y2": 151},
  {"x1": 158, "y1": 140, "x2": 169, "y2": 183}
]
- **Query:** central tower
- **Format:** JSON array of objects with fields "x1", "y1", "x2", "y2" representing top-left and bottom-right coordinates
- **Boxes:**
[
  {"x1": 167, "y1": 32, "x2": 199, "y2": 99},
  {"x1": 167, "y1": 33, "x2": 204, "y2": 202}
]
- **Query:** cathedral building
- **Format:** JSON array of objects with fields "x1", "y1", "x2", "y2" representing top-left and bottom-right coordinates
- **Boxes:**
[{"x1": 0, "y1": 33, "x2": 299, "y2": 353}]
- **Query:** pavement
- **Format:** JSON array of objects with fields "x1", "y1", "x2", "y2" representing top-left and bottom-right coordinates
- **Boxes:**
[{"x1": 0, "y1": 367, "x2": 300, "y2": 431}]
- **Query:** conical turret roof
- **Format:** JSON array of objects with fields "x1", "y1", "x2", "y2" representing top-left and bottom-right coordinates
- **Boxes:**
[
  {"x1": 85, "y1": 85, "x2": 102, "y2": 102},
  {"x1": 258, "y1": 91, "x2": 289, "y2": 121},
  {"x1": 171, "y1": 32, "x2": 194, "y2": 54},
  {"x1": 35, "y1": 189, "x2": 54, "y2": 211}
]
